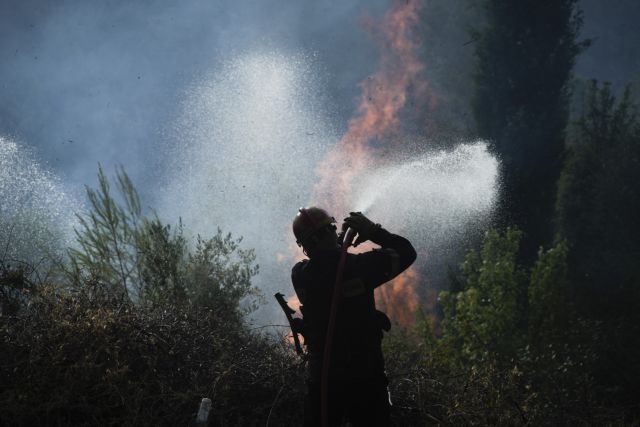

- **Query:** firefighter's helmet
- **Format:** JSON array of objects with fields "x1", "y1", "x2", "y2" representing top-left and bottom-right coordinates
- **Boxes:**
[{"x1": 292, "y1": 207, "x2": 336, "y2": 248}]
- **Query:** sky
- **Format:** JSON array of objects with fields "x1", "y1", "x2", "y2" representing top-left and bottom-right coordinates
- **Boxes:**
[
  {"x1": 0, "y1": 0, "x2": 387, "y2": 200},
  {"x1": 577, "y1": 0, "x2": 640, "y2": 91},
  {"x1": 1, "y1": 0, "x2": 638, "y2": 202}
]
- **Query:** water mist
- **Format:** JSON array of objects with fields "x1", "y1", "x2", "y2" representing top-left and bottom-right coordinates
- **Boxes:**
[
  {"x1": 353, "y1": 142, "x2": 499, "y2": 249},
  {"x1": 0, "y1": 137, "x2": 80, "y2": 267},
  {"x1": 160, "y1": 52, "x2": 500, "y2": 325},
  {"x1": 159, "y1": 52, "x2": 336, "y2": 322}
]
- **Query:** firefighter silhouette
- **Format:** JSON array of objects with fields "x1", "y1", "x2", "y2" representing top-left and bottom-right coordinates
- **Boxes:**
[{"x1": 291, "y1": 207, "x2": 416, "y2": 427}]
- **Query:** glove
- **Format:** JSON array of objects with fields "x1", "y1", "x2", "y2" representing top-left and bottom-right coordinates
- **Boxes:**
[{"x1": 341, "y1": 212, "x2": 381, "y2": 247}]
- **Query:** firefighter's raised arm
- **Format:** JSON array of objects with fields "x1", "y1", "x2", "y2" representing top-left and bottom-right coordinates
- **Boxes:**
[{"x1": 342, "y1": 211, "x2": 417, "y2": 289}]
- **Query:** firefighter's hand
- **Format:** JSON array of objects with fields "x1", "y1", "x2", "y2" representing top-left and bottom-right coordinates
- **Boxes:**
[{"x1": 342, "y1": 212, "x2": 381, "y2": 246}]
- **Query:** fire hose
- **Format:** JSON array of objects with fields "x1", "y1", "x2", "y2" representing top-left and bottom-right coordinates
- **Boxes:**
[{"x1": 320, "y1": 227, "x2": 356, "y2": 427}]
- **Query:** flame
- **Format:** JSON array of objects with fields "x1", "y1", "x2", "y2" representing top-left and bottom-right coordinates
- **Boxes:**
[
  {"x1": 312, "y1": 0, "x2": 428, "y2": 215},
  {"x1": 374, "y1": 265, "x2": 420, "y2": 324},
  {"x1": 309, "y1": 0, "x2": 430, "y2": 325}
]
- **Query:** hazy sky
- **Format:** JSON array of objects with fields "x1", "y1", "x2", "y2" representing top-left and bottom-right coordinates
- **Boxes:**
[
  {"x1": 577, "y1": 0, "x2": 640, "y2": 91},
  {"x1": 0, "y1": 0, "x2": 387, "y2": 198},
  {"x1": 1, "y1": 0, "x2": 638, "y2": 200}
]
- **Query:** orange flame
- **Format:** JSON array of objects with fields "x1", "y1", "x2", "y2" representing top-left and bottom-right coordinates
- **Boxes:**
[
  {"x1": 374, "y1": 265, "x2": 420, "y2": 325},
  {"x1": 312, "y1": 0, "x2": 428, "y2": 215},
  {"x1": 310, "y1": 0, "x2": 430, "y2": 325}
]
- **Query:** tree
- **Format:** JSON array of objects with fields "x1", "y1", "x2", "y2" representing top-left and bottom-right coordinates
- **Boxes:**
[
  {"x1": 439, "y1": 228, "x2": 527, "y2": 365},
  {"x1": 67, "y1": 166, "x2": 258, "y2": 313},
  {"x1": 439, "y1": 227, "x2": 601, "y2": 423},
  {"x1": 527, "y1": 240, "x2": 570, "y2": 346},
  {"x1": 415, "y1": 0, "x2": 480, "y2": 142},
  {"x1": 557, "y1": 81, "x2": 640, "y2": 307},
  {"x1": 472, "y1": 0, "x2": 588, "y2": 259},
  {"x1": 67, "y1": 165, "x2": 144, "y2": 300},
  {"x1": 556, "y1": 81, "x2": 640, "y2": 405}
]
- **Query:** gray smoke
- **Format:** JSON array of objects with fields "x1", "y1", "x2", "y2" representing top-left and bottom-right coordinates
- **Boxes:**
[{"x1": 0, "y1": 0, "x2": 387, "y2": 196}]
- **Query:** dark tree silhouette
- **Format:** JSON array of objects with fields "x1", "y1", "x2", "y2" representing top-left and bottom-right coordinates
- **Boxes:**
[{"x1": 472, "y1": 0, "x2": 588, "y2": 258}]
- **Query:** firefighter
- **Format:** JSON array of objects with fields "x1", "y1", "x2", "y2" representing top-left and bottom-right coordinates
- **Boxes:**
[{"x1": 291, "y1": 207, "x2": 416, "y2": 427}]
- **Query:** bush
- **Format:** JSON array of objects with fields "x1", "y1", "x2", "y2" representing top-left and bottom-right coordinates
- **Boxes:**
[
  {"x1": 1, "y1": 167, "x2": 305, "y2": 426},
  {"x1": 381, "y1": 228, "x2": 630, "y2": 425},
  {"x1": 0, "y1": 267, "x2": 305, "y2": 426}
]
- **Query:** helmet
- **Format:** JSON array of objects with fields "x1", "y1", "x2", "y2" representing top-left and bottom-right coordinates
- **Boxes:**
[{"x1": 292, "y1": 207, "x2": 336, "y2": 248}]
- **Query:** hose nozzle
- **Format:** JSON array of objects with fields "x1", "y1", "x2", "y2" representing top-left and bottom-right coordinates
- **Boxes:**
[{"x1": 339, "y1": 227, "x2": 356, "y2": 249}]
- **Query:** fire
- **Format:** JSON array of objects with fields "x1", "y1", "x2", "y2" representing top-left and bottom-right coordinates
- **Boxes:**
[
  {"x1": 313, "y1": 0, "x2": 427, "y2": 214},
  {"x1": 374, "y1": 265, "x2": 420, "y2": 325},
  {"x1": 311, "y1": 0, "x2": 431, "y2": 325}
]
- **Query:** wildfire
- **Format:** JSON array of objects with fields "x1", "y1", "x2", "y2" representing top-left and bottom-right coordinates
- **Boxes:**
[{"x1": 311, "y1": 0, "x2": 431, "y2": 325}]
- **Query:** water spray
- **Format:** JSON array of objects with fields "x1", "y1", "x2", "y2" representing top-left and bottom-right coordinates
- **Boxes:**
[
  {"x1": 0, "y1": 137, "x2": 80, "y2": 266},
  {"x1": 161, "y1": 51, "x2": 499, "y2": 327}
]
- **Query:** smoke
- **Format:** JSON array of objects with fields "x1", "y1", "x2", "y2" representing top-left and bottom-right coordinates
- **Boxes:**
[
  {"x1": 2, "y1": 0, "x2": 636, "y2": 194},
  {"x1": 0, "y1": 0, "x2": 387, "y2": 194},
  {"x1": 158, "y1": 43, "x2": 500, "y2": 325},
  {"x1": 312, "y1": 0, "x2": 429, "y2": 217}
]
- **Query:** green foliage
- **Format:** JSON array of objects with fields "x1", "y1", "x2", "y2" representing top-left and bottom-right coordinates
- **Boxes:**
[
  {"x1": 379, "y1": 228, "x2": 626, "y2": 425},
  {"x1": 186, "y1": 233, "x2": 259, "y2": 312},
  {"x1": 439, "y1": 229, "x2": 597, "y2": 422},
  {"x1": 67, "y1": 165, "x2": 146, "y2": 300},
  {"x1": 135, "y1": 219, "x2": 188, "y2": 306},
  {"x1": 67, "y1": 166, "x2": 259, "y2": 315},
  {"x1": 557, "y1": 81, "x2": 640, "y2": 297},
  {"x1": 2, "y1": 162, "x2": 638, "y2": 424},
  {"x1": 472, "y1": 0, "x2": 589, "y2": 257},
  {"x1": 397, "y1": 80, "x2": 640, "y2": 424},
  {"x1": 440, "y1": 228, "x2": 526, "y2": 364},
  {"x1": 528, "y1": 240, "x2": 570, "y2": 345}
]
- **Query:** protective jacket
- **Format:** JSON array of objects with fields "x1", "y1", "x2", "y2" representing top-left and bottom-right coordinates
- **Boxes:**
[{"x1": 291, "y1": 227, "x2": 416, "y2": 383}]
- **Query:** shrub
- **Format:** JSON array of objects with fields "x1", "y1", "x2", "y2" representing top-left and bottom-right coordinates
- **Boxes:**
[
  {"x1": 1, "y1": 167, "x2": 305, "y2": 426},
  {"x1": 0, "y1": 267, "x2": 304, "y2": 426},
  {"x1": 382, "y1": 228, "x2": 628, "y2": 425}
]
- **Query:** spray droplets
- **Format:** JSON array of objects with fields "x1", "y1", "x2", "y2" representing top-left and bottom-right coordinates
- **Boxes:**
[
  {"x1": 0, "y1": 137, "x2": 79, "y2": 265},
  {"x1": 159, "y1": 49, "x2": 501, "y2": 325},
  {"x1": 160, "y1": 52, "x2": 336, "y2": 322},
  {"x1": 354, "y1": 141, "x2": 499, "y2": 245}
]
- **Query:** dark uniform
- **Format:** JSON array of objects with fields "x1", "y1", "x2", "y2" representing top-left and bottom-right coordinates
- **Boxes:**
[{"x1": 292, "y1": 227, "x2": 416, "y2": 427}]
